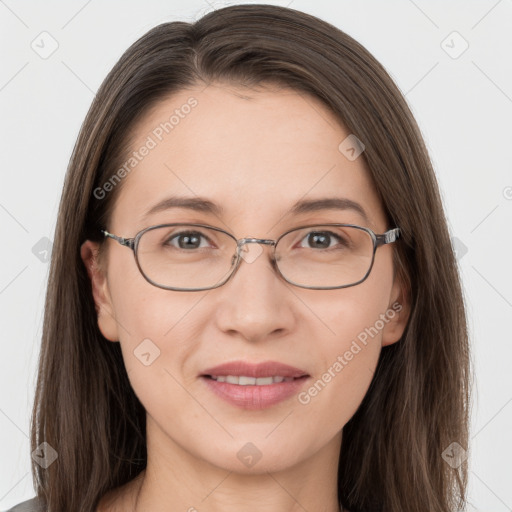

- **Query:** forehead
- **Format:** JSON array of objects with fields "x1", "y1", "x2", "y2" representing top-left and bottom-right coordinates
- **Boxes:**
[{"x1": 110, "y1": 83, "x2": 386, "y2": 234}]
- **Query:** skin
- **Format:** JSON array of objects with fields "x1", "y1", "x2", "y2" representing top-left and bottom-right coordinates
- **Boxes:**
[{"x1": 81, "y1": 82, "x2": 410, "y2": 512}]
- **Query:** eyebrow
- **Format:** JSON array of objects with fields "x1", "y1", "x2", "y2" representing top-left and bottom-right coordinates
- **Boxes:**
[{"x1": 142, "y1": 195, "x2": 370, "y2": 224}]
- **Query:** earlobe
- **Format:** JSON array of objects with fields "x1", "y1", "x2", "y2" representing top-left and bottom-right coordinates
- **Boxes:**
[
  {"x1": 80, "y1": 240, "x2": 119, "y2": 342},
  {"x1": 381, "y1": 277, "x2": 411, "y2": 347}
]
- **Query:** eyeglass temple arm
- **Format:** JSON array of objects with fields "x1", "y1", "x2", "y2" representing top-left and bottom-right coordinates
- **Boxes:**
[
  {"x1": 101, "y1": 229, "x2": 135, "y2": 250},
  {"x1": 375, "y1": 227, "x2": 400, "y2": 247}
]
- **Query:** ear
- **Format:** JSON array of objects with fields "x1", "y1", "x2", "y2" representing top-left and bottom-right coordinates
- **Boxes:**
[
  {"x1": 381, "y1": 273, "x2": 411, "y2": 347},
  {"x1": 80, "y1": 240, "x2": 120, "y2": 342}
]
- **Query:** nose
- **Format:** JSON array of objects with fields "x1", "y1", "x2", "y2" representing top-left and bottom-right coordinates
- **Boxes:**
[{"x1": 213, "y1": 239, "x2": 294, "y2": 342}]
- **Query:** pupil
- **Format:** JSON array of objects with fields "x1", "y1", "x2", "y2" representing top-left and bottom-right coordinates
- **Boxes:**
[
  {"x1": 178, "y1": 234, "x2": 200, "y2": 249},
  {"x1": 309, "y1": 233, "x2": 329, "y2": 249}
]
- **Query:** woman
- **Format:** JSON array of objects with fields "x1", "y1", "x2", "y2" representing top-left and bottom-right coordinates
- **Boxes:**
[{"x1": 8, "y1": 4, "x2": 471, "y2": 511}]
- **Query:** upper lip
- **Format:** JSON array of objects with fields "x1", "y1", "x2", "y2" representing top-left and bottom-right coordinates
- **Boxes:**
[{"x1": 201, "y1": 361, "x2": 309, "y2": 378}]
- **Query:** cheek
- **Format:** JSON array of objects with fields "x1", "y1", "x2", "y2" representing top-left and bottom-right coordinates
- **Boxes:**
[
  {"x1": 107, "y1": 262, "x2": 206, "y2": 376},
  {"x1": 297, "y1": 263, "x2": 393, "y2": 429},
  {"x1": 318, "y1": 292, "x2": 385, "y2": 385},
  {"x1": 108, "y1": 249, "x2": 193, "y2": 337},
  {"x1": 110, "y1": 286, "x2": 206, "y2": 431},
  {"x1": 295, "y1": 305, "x2": 382, "y2": 443},
  {"x1": 105, "y1": 277, "x2": 216, "y2": 460},
  {"x1": 320, "y1": 256, "x2": 394, "y2": 355}
]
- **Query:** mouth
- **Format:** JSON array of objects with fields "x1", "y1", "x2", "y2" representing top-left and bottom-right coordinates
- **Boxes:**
[
  {"x1": 199, "y1": 360, "x2": 310, "y2": 410},
  {"x1": 201, "y1": 374, "x2": 308, "y2": 385}
]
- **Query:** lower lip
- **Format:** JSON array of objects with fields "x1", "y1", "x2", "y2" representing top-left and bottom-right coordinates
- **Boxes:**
[{"x1": 200, "y1": 376, "x2": 310, "y2": 410}]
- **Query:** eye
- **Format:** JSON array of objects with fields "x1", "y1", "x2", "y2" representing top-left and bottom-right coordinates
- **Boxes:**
[
  {"x1": 298, "y1": 230, "x2": 350, "y2": 250},
  {"x1": 165, "y1": 230, "x2": 213, "y2": 250}
]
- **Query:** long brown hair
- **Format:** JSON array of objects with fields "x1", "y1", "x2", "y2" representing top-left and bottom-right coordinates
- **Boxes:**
[{"x1": 30, "y1": 4, "x2": 471, "y2": 511}]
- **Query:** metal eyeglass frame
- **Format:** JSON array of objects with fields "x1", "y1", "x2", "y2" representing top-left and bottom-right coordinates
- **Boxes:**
[{"x1": 100, "y1": 223, "x2": 400, "y2": 292}]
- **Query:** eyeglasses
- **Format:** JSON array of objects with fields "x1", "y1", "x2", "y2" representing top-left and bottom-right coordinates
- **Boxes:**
[{"x1": 100, "y1": 223, "x2": 400, "y2": 291}]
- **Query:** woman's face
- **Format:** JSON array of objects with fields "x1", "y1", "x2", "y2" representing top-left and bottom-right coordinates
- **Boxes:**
[{"x1": 82, "y1": 83, "x2": 408, "y2": 475}]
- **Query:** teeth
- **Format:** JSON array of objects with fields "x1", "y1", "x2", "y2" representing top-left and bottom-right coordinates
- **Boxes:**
[
  {"x1": 239, "y1": 376, "x2": 260, "y2": 385},
  {"x1": 210, "y1": 375, "x2": 296, "y2": 385}
]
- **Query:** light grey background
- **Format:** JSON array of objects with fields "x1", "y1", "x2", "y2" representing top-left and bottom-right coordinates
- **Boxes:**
[{"x1": 1, "y1": 1, "x2": 511, "y2": 510}]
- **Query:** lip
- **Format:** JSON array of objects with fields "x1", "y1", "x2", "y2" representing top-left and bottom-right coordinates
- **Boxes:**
[
  {"x1": 200, "y1": 360, "x2": 310, "y2": 410},
  {"x1": 201, "y1": 360, "x2": 309, "y2": 379}
]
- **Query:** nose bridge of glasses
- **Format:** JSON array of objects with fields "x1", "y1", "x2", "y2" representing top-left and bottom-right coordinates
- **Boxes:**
[
  {"x1": 235, "y1": 238, "x2": 278, "y2": 266},
  {"x1": 236, "y1": 237, "x2": 276, "y2": 250}
]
